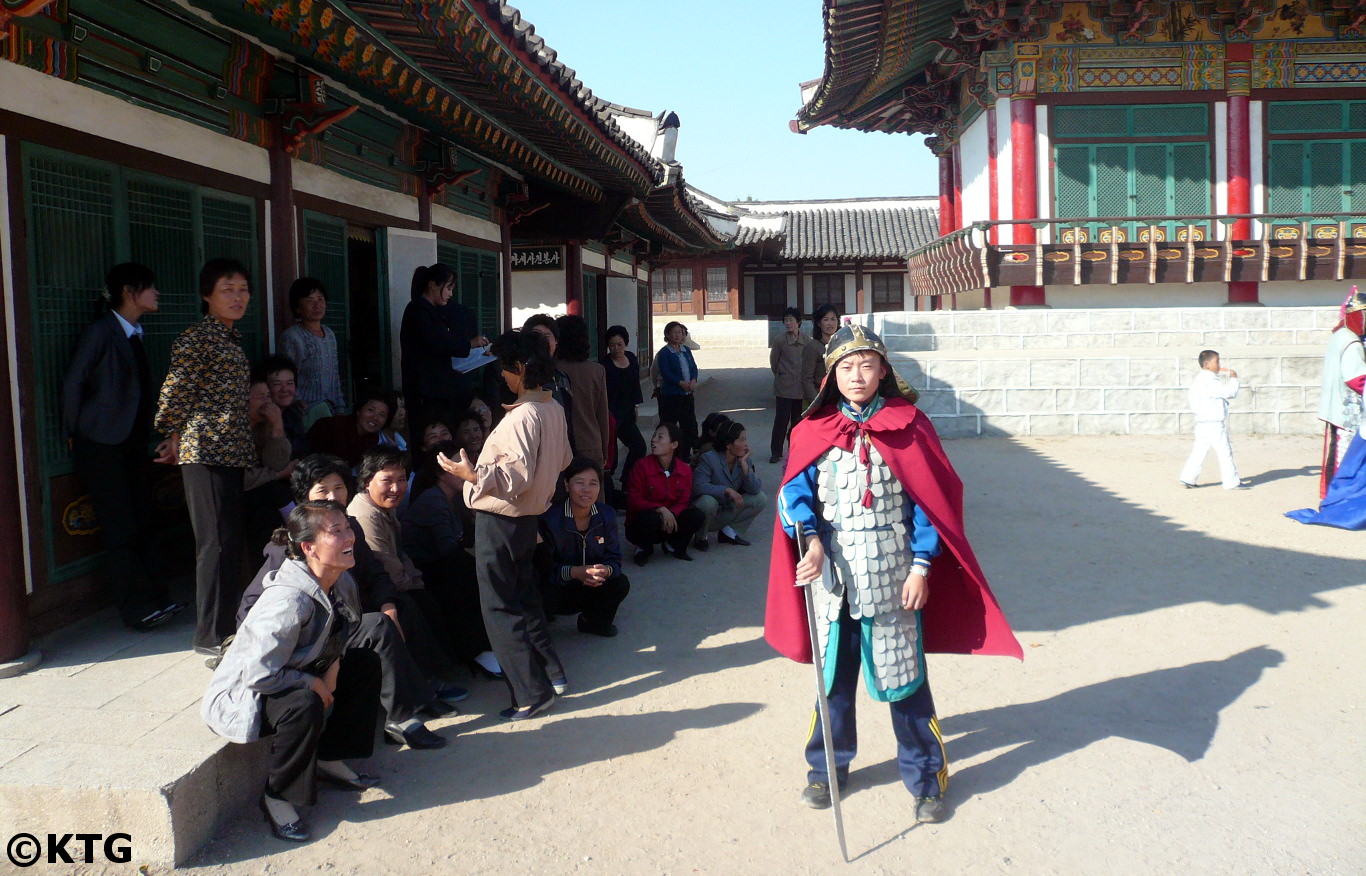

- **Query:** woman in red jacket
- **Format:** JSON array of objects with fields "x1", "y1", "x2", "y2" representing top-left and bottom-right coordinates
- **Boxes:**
[{"x1": 625, "y1": 421, "x2": 705, "y2": 565}]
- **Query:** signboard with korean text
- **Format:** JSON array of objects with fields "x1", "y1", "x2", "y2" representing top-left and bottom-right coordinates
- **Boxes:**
[{"x1": 511, "y1": 246, "x2": 564, "y2": 271}]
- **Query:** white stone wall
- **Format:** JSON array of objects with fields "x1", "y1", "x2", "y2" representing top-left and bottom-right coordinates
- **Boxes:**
[{"x1": 861, "y1": 307, "x2": 1335, "y2": 438}]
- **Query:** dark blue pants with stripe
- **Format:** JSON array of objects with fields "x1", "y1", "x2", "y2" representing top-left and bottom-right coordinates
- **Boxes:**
[{"x1": 805, "y1": 601, "x2": 947, "y2": 798}]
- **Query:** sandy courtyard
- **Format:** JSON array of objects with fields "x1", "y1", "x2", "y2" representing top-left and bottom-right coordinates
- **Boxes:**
[{"x1": 181, "y1": 350, "x2": 1365, "y2": 876}]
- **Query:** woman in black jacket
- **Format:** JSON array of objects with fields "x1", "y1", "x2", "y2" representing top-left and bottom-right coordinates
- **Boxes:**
[
  {"x1": 536, "y1": 458, "x2": 631, "y2": 637},
  {"x1": 399, "y1": 264, "x2": 486, "y2": 415}
]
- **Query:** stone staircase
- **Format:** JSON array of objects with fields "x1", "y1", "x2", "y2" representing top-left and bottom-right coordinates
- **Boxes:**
[{"x1": 860, "y1": 307, "x2": 1335, "y2": 438}]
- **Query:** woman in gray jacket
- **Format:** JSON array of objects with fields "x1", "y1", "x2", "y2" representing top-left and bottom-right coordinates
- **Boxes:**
[
  {"x1": 202, "y1": 501, "x2": 382, "y2": 843},
  {"x1": 690, "y1": 420, "x2": 768, "y2": 551}
]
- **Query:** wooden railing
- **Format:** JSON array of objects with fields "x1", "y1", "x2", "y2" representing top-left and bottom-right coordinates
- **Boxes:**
[{"x1": 906, "y1": 212, "x2": 1366, "y2": 297}]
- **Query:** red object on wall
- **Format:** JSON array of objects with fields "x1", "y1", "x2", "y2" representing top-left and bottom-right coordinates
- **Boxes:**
[{"x1": 938, "y1": 151, "x2": 956, "y2": 237}]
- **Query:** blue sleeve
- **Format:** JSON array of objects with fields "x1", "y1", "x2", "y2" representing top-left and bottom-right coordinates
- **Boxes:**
[
  {"x1": 908, "y1": 504, "x2": 941, "y2": 562},
  {"x1": 777, "y1": 463, "x2": 820, "y2": 540}
]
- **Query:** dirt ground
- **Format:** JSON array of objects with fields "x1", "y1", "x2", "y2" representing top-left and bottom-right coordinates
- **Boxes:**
[{"x1": 184, "y1": 348, "x2": 1365, "y2": 875}]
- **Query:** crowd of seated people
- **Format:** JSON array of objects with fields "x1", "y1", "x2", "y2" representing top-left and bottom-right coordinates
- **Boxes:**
[{"x1": 68, "y1": 262, "x2": 777, "y2": 844}]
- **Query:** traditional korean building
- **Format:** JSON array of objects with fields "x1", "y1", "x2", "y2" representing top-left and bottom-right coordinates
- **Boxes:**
[
  {"x1": 653, "y1": 193, "x2": 939, "y2": 322},
  {"x1": 0, "y1": 0, "x2": 721, "y2": 660},
  {"x1": 793, "y1": 0, "x2": 1366, "y2": 309}
]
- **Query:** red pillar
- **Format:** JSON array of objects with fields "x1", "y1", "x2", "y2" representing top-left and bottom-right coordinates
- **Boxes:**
[
  {"x1": 938, "y1": 150, "x2": 957, "y2": 237},
  {"x1": 952, "y1": 142, "x2": 965, "y2": 231},
  {"x1": 1010, "y1": 94, "x2": 1045, "y2": 306},
  {"x1": 1226, "y1": 44, "x2": 1259, "y2": 304},
  {"x1": 565, "y1": 245, "x2": 582, "y2": 316}
]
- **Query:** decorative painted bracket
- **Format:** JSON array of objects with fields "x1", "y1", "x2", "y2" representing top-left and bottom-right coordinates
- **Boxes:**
[
  {"x1": 425, "y1": 167, "x2": 477, "y2": 199},
  {"x1": 0, "y1": 0, "x2": 59, "y2": 40},
  {"x1": 277, "y1": 104, "x2": 358, "y2": 157},
  {"x1": 508, "y1": 202, "x2": 549, "y2": 227}
]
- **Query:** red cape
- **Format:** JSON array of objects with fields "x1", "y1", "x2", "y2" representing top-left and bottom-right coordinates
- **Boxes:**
[{"x1": 764, "y1": 397, "x2": 1023, "y2": 663}]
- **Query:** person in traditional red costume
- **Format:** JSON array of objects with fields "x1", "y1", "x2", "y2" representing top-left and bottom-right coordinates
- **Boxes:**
[{"x1": 765, "y1": 321, "x2": 1021, "y2": 823}]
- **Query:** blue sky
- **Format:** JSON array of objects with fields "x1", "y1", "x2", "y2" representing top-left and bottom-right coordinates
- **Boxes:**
[{"x1": 516, "y1": 1, "x2": 940, "y2": 202}]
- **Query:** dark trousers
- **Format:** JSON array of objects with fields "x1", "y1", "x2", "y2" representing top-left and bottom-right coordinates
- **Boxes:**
[
  {"x1": 394, "y1": 590, "x2": 458, "y2": 676},
  {"x1": 657, "y1": 394, "x2": 698, "y2": 459},
  {"x1": 347, "y1": 612, "x2": 434, "y2": 724},
  {"x1": 417, "y1": 552, "x2": 493, "y2": 662},
  {"x1": 611, "y1": 415, "x2": 648, "y2": 485},
  {"x1": 771, "y1": 397, "x2": 804, "y2": 458},
  {"x1": 805, "y1": 602, "x2": 947, "y2": 798},
  {"x1": 536, "y1": 561, "x2": 631, "y2": 630},
  {"x1": 474, "y1": 511, "x2": 561, "y2": 708},
  {"x1": 625, "y1": 506, "x2": 705, "y2": 555},
  {"x1": 259, "y1": 648, "x2": 382, "y2": 807},
  {"x1": 181, "y1": 463, "x2": 245, "y2": 649},
  {"x1": 72, "y1": 435, "x2": 169, "y2": 626}
]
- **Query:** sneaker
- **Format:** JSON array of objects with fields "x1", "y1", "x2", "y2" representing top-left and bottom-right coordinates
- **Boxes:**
[
  {"x1": 549, "y1": 675, "x2": 569, "y2": 696},
  {"x1": 915, "y1": 795, "x2": 946, "y2": 823},
  {"x1": 801, "y1": 781, "x2": 832, "y2": 809}
]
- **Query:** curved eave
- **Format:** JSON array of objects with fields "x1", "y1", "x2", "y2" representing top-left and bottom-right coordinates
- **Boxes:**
[
  {"x1": 795, "y1": 0, "x2": 961, "y2": 134},
  {"x1": 642, "y1": 181, "x2": 733, "y2": 251}
]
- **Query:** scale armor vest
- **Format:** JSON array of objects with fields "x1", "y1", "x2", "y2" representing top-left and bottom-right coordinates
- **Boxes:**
[{"x1": 813, "y1": 440, "x2": 922, "y2": 693}]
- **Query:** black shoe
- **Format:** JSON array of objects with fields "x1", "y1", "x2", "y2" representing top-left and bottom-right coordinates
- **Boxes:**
[
  {"x1": 128, "y1": 601, "x2": 187, "y2": 632},
  {"x1": 317, "y1": 770, "x2": 381, "y2": 792},
  {"x1": 668, "y1": 545, "x2": 693, "y2": 561},
  {"x1": 468, "y1": 659, "x2": 505, "y2": 681},
  {"x1": 801, "y1": 780, "x2": 845, "y2": 810},
  {"x1": 692, "y1": 535, "x2": 710, "y2": 552},
  {"x1": 383, "y1": 722, "x2": 447, "y2": 749},
  {"x1": 260, "y1": 795, "x2": 310, "y2": 842},
  {"x1": 915, "y1": 795, "x2": 946, "y2": 823},
  {"x1": 769, "y1": 455, "x2": 782, "y2": 464},
  {"x1": 578, "y1": 617, "x2": 618, "y2": 638},
  {"x1": 633, "y1": 548, "x2": 651, "y2": 567},
  {"x1": 718, "y1": 531, "x2": 752, "y2": 547},
  {"x1": 432, "y1": 682, "x2": 469, "y2": 703},
  {"x1": 499, "y1": 695, "x2": 556, "y2": 722},
  {"x1": 421, "y1": 698, "x2": 459, "y2": 718}
]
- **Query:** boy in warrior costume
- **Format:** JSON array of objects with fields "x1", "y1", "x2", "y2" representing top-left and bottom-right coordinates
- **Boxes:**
[{"x1": 766, "y1": 322, "x2": 1022, "y2": 823}]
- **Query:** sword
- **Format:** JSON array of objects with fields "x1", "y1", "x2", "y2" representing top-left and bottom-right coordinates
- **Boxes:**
[{"x1": 795, "y1": 522, "x2": 849, "y2": 863}]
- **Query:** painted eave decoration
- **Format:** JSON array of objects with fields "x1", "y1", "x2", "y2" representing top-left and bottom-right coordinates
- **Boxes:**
[{"x1": 186, "y1": 0, "x2": 663, "y2": 203}]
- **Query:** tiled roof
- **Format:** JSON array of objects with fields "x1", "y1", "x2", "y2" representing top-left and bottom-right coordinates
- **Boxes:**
[
  {"x1": 729, "y1": 199, "x2": 938, "y2": 259},
  {"x1": 784, "y1": 205, "x2": 939, "y2": 259}
]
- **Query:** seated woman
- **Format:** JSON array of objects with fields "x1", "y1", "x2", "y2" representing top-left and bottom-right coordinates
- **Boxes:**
[
  {"x1": 537, "y1": 458, "x2": 630, "y2": 637},
  {"x1": 691, "y1": 412, "x2": 733, "y2": 469},
  {"x1": 347, "y1": 447, "x2": 473, "y2": 727},
  {"x1": 260, "y1": 353, "x2": 311, "y2": 458},
  {"x1": 202, "y1": 501, "x2": 382, "y2": 843},
  {"x1": 625, "y1": 421, "x2": 705, "y2": 565},
  {"x1": 307, "y1": 389, "x2": 393, "y2": 471},
  {"x1": 401, "y1": 442, "x2": 501, "y2": 678},
  {"x1": 690, "y1": 419, "x2": 768, "y2": 550}
]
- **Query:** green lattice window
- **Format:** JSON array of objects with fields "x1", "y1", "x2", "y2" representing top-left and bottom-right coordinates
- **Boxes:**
[
  {"x1": 21, "y1": 145, "x2": 259, "y2": 581},
  {"x1": 1267, "y1": 140, "x2": 1366, "y2": 222},
  {"x1": 1055, "y1": 143, "x2": 1211, "y2": 238},
  {"x1": 1054, "y1": 104, "x2": 1209, "y2": 139},
  {"x1": 1267, "y1": 100, "x2": 1366, "y2": 135},
  {"x1": 436, "y1": 241, "x2": 501, "y2": 336},
  {"x1": 302, "y1": 211, "x2": 352, "y2": 406}
]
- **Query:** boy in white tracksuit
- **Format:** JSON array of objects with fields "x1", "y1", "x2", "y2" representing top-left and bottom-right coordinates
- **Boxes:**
[{"x1": 1180, "y1": 349, "x2": 1243, "y2": 489}]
